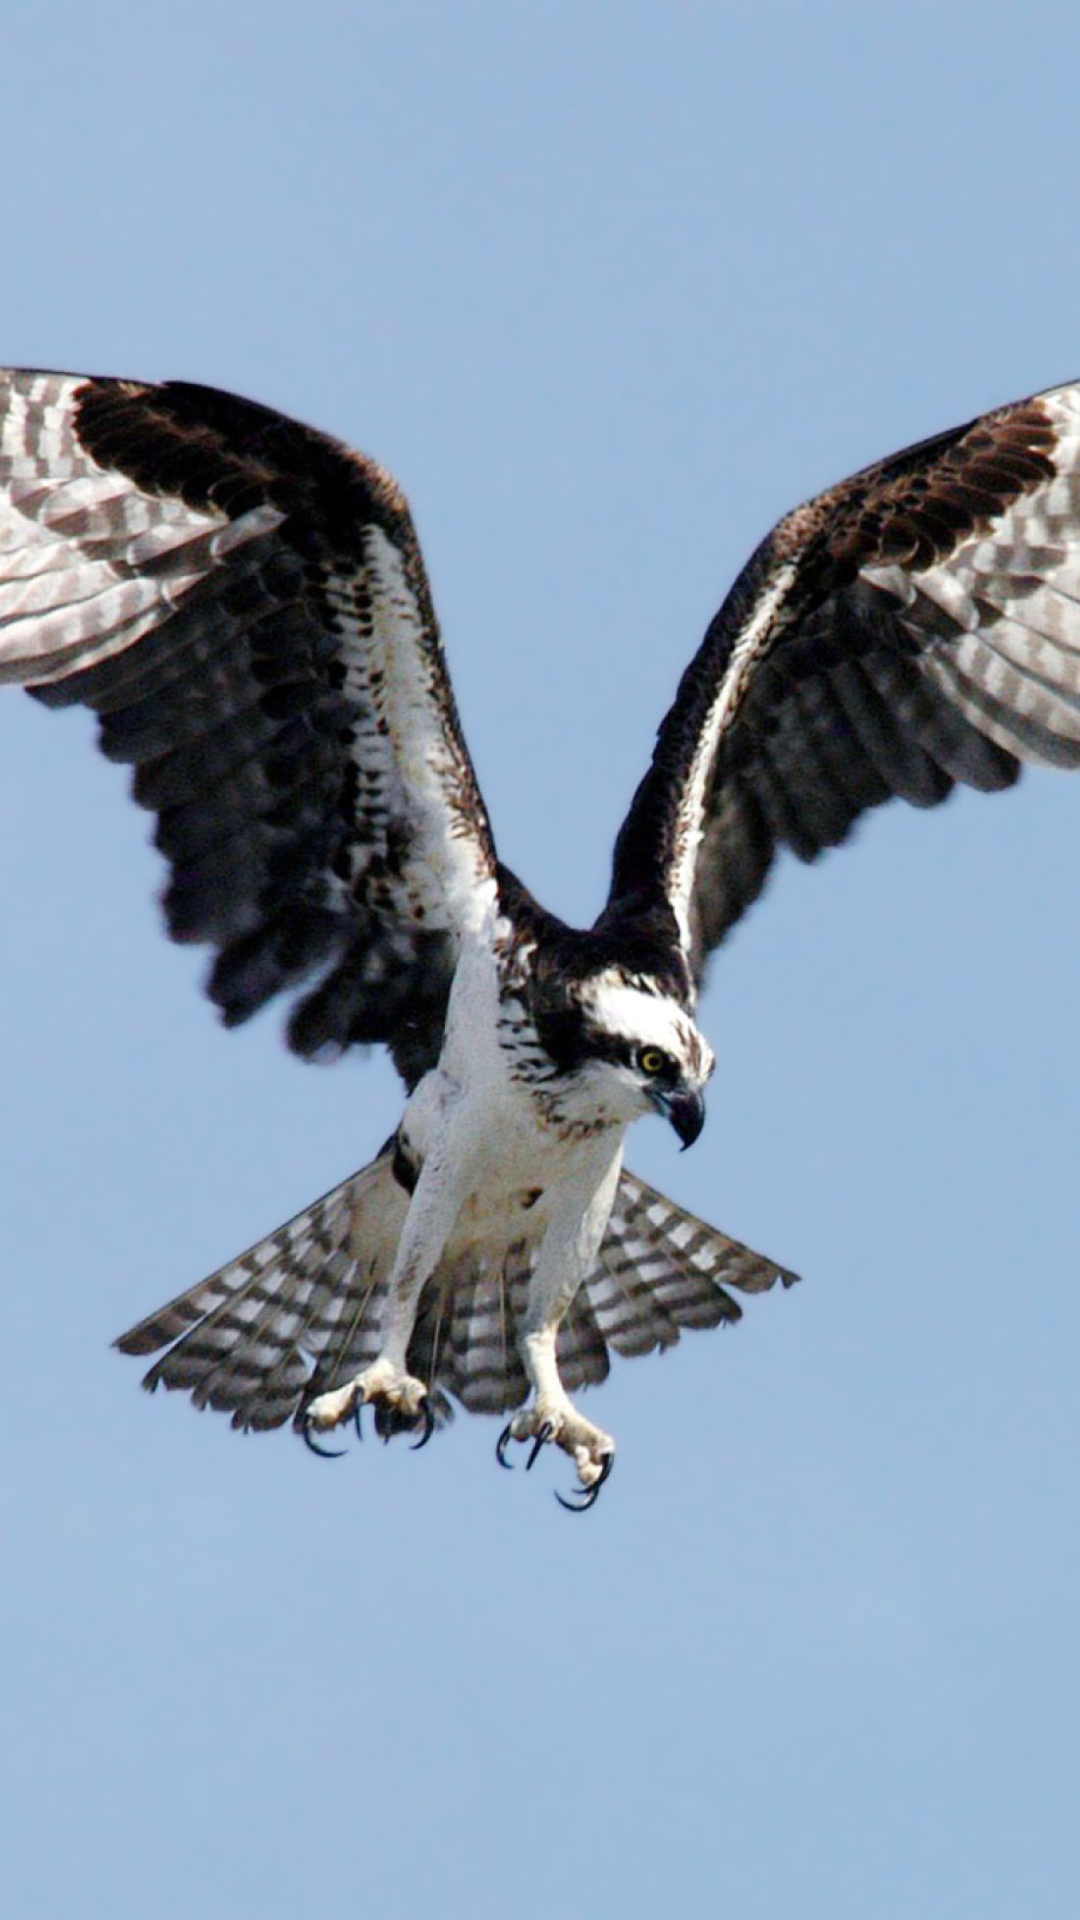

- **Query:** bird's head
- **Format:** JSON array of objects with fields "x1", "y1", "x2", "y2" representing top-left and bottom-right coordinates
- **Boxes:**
[{"x1": 532, "y1": 962, "x2": 714, "y2": 1146}]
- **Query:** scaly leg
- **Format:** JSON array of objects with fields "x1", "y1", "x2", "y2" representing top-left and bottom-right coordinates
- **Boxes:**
[
  {"x1": 304, "y1": 1123, "x2": 460, "y2": 1446},
  {"x1": 498, "y1": 1146, "x2": 622, "y2": 1505}
]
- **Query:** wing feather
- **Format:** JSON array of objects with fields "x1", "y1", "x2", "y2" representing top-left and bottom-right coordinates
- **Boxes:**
[
  {"x1": 0, "y1": 370, "x2": 497, "y2": 1081},
  {"x1": 605, "y1": 381, "x2": 1080, "y2": 974}
]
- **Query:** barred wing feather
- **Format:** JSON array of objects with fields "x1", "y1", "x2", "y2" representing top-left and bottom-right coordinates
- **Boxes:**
[
  {"x1": 0, "y1": 370, "x2": 496, "y2": 1081},
  {"x1": 606, "y1": 381, "x2": 1080, "y2": 973}
]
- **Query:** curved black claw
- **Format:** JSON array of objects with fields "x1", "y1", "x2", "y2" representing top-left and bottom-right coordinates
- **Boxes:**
[
  {"x1": 554, "y1": 1451, "x2": 615, "y2": 1513},
  {"x1": 353, "y1": 1400, "x2": 364, "y2": 1443},
  {"x1": 410, "y1": 1397, "x2": 436, "y2": 1451},
  {"x1": 496, "y1": 1419, "x2": 554, "y2": 1471},
  {"x1": 301, "y1": 1420, "x2": 347, "y2": 1461}
]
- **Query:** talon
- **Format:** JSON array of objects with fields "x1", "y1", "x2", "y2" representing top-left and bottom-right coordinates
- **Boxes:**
[
  {"x1": 353, "y1": 1401, "x2": 364, "y2": 1443},
  {"x1": 301, "y1": 1421, "x2": 346, "y2": 1461},
  {"x1": 410, "y1": 1398, "x2": 435, "y2": 1450},
  {"x1": 496, "y1": 1422, "x2": 515, "y2": 1469},
  {"x1": 554, "y1": 1486, "x2": 594, "y2": 1512},
  {"x1": 526, "y1": 1422, "x2": 554, "y2": 1471},
  {"x1": 554, "y1": 1451, "x2": 614, "y2": 1513}
]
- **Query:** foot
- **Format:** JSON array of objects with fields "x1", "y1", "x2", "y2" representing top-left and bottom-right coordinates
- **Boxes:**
[
  {"x1": 302, "y1": 1358, "x2": 433, "y2": 1453},
  {"x1": 496, "y1": 1401, "x2": 615, "y2": 1510}
]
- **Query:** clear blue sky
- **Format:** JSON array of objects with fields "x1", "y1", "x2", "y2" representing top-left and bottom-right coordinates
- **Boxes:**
[{"x1": 1, "y1": 5, "x2": 1079, "y2": 1915}]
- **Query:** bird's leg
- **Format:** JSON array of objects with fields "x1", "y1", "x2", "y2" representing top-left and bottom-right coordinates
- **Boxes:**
[
  {"x1": 497, "y1": 1149, "x2": 621, "y2": 1502},
  {"x1": 304, "y1": 1132, "x2": 458, "y2": 1447},
  {"x1": 498, "y1": 1324, "x2": 616, "y2": 1500}
]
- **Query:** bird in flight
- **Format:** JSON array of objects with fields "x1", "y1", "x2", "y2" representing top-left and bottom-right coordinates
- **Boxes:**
[{"x1": 1, "y1": 369, "x2": 1077, "y2": 1508}]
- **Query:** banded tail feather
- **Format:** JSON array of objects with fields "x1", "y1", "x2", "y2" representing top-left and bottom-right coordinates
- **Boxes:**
[
  {"x1": 115, "y1": 1160, "x2": 798, "y2": 1432},
  {"x1": 115, "y1": 1153, "x2": 408, "y2": 1432}
]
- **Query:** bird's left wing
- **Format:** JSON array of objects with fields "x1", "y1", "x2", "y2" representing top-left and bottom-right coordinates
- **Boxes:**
[
  {"x1": 0, "y1": 371, "x2": 497, "y2": 1082},
  {"x1": 605, "y1": 381, "x2": 1080, "y2": 977}
]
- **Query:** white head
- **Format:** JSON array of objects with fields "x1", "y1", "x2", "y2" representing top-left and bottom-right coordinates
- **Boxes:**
[{"x1": 535, "y1": 964, "x2": 714, "y2": 1144}]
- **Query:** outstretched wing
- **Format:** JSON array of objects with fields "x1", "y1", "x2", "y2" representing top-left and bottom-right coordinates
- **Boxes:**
[
  {"x1": 0, "y1": 370, "x2": 496, "y2": 1082},
  {"x1": 605, "y1": 381, "x2": 1080, "y2": 976}
]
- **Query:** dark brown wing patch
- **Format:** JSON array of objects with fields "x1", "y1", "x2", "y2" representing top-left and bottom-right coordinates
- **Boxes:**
[
  {"x1": 606, "y1": 382, "x2": 1080, "y2": 973},
  {"x1": 782, "y1": 401, "x2": 1057, "y2": 578},
  {"x1": 0, "y1": 370, "x2": 496, "y2": 1082}
]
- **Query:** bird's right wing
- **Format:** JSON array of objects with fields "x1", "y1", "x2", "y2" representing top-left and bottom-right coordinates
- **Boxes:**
[{"x1": 0, "y1": 371, "x2": 498, "y2": 1084}]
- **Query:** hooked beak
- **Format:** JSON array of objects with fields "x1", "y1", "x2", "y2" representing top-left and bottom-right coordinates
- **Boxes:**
[{"x1": 653, "y1": 1085, "x2": 706, "y2": 1151}]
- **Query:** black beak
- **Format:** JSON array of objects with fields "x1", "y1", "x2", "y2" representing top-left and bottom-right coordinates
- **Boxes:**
[{"x1": 657, "y1": 1086, "x2": 706, "y2": 1151}]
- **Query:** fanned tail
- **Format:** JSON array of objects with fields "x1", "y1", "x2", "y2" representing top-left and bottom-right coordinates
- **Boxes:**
[
  {"x1": 412, "y1": 1169, "x2": 798, "y2": 1412},
  {"x1": 583, "y1": 1168, "x2": 799, "y2": 1359},
  {"x1": 115, "y1": 1149, "x2": 409, "y2": 1431},
  {"x1": 115, "y1": 1156, "x2": 798, "y2": 1434}
]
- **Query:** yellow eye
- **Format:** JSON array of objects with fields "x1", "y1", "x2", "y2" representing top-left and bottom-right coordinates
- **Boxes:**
[{"x1": 639, "y1": 1047, "x2": 667, "y2": 1076}]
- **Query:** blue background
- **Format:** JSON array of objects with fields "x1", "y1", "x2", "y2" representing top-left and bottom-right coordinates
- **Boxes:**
[{"x1": 1, "y1": 5, "x2": 1078, "y2": 1914}]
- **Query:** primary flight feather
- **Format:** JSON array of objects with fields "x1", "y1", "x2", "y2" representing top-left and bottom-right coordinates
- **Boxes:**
[{"x1": 2, "y1": 368, "x2": 1077, "y2": 1504}]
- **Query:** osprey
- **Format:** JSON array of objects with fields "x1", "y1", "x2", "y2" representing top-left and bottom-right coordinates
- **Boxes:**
[{"x1": 2, "y1": 370, "x2": 1079, "y2": 1507}]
